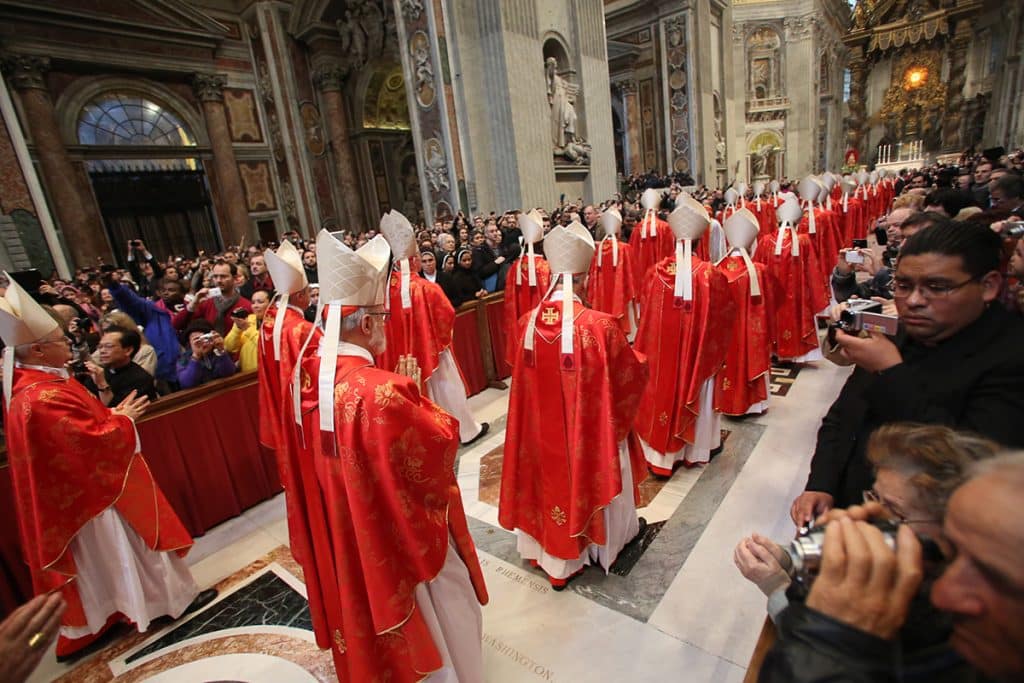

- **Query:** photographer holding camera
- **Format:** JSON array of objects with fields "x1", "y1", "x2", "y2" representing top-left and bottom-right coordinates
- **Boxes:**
[
  {"x1": 177, "y1": 320, "x2": 236, "y2": 389},
  {"x1": 759, "y1": 450, "x2": 1024, "y2": 683},
  {"x1": 792, "y1": 221, "x2": 1024, "y2": 526}
]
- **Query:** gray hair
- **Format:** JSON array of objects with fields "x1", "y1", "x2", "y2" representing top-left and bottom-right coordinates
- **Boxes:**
[
  {"x1": 340, "y1": 307, "x2": 368, "y2": 334},
  {"x1": 966, "y1": 450, "x2": 1024, "y2": 483}
]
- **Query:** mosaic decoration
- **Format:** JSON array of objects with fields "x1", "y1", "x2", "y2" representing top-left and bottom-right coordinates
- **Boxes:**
[{"x1": 662, "y1": 14, "x2": 691, "y2": 173}]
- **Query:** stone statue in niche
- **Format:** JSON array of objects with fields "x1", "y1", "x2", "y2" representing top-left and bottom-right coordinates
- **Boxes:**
[
  {"x1": 751, "y1": 143, "x2": 780, "y2": 179},
  {"x1": 546, "y1": 56, "x2": 590, "y2": 164}
]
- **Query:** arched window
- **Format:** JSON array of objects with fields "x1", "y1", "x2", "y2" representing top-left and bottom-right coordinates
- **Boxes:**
[{"x1": 77, "y1": 93, "x2": 196, "y2": 146}]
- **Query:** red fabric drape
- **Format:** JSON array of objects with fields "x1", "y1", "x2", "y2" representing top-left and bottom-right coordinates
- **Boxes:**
[
  {"x1": 485, "y1": 297, "x2": 513, "y2": 379},
  {"x1": 451, "y1": 308, "x2": 488, "y2": 395}
]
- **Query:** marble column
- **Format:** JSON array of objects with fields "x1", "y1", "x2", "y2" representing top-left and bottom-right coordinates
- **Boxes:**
[
  {"x1": 846, "y1": 48, "x2": 868, "y2": 159},
  {"x1": 313, "y1": 63, "x2": 363, "y2": 230},
  {"x1": 191, "y1": 73, "x2": 251, "y2": 247},
  {"x1": 943, "y1": 20, "x2": 971, "y2": 151},
  {"x1": 621, "y1": 80, "x2": 643, "y2": 175},
  {"x1": 1, "y1": 54, "x2": 110, "y2": 268}
]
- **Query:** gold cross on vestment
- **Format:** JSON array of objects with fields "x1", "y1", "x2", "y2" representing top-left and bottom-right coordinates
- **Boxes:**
[
  {"x1": 541, "y1": 306, "x2": 559, "y2": 324},
  {"x1": 666, "y1": 262, "x2": 677, "y2": 275}
]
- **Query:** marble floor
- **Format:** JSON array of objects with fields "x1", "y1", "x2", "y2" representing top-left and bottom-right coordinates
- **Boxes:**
[{"x1": 31, "y1": 359, "x2": 852, "y2": 683}]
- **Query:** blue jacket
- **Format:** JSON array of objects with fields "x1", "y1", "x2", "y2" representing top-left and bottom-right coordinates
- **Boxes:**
[{"x1": 108, "y1": 282, "x2": 181, "y2": 383}]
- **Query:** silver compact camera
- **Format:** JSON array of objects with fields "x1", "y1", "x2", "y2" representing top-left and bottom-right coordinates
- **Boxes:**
[
  {"x1": 198, "y1": 332, "x2": 216, "y2": 344},
  {"x1": 786, "y1": 519, "x2": 944, "y2": 589},
  {"x1": 1005, "y1": 221, "x2": 1024, "y2": 238},
  {"x1": 827, "y1": 298, "x2": 898, "y2": 347}
]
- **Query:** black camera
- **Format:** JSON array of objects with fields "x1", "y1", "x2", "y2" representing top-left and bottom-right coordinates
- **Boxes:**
[
  {"x1": 74, "y1": 317, "x2": 92, "y2": 332},
  {"x1": 826, "y1": 299, "x2": 898, "y2": 347},
  {"x1": 851, "y1": 238, "x2": 869, "y2": 249},
  {"x1": 69, "y1": 360, "x2": 88, "y2": 375},
  {"x1": 230, "y1": 307, "x2": 249, "y2": 319}
]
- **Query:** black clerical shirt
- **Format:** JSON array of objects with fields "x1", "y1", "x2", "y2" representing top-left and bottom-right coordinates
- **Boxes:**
[{"x1": 103, "y1": 361, "x2": 157, "y2": 406}]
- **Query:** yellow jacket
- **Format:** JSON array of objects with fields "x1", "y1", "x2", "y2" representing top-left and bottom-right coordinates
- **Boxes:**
[{"x1": 224, "y1": 314, "x2": 259, "y2": 373}]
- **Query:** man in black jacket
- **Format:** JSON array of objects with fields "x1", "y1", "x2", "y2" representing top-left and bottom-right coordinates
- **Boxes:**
[{"x1": 792, "y1": 221, "x2": 1024, "y2": 525}]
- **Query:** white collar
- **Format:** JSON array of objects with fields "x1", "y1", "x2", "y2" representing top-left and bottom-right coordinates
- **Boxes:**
[
  {"x1": 14, "y1": 361, "x2": 70, "y2": 379},
  {"x1": 318, "y1": 340, "x2": 375, "y2": 363},
  {"x1": 423, "y1": 271, "x2": 437, "y2": 282},
  {"x1": 550, "y1": 289, "x2": 582, "y2": 303}
]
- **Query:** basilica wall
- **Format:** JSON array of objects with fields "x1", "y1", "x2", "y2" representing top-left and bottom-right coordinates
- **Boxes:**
[
  {"x1": 605, "y1": 0, "x2": 728, "y2": 185},
  {"x1": 729, "y1": 0, "x2": 848, "y2": 182},
  {"x1": 447, "y1": 0, "x2": 616, "y2": 212}
]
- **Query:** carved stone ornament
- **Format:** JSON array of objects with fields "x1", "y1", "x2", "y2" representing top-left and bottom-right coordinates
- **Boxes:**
[
  {"x1": 313, "y1": 63, "x2": 348, "y2": 93},
  {"x1": 783, "y1": 16, "x2": 815, "y2": 42},
  {"x1": 192, "y1": 73, "x2": 227, "y2": 102},
  {"x1": 423, "y1": 135, "x2": 450, "y2": 194},
  {"x1": 1, "y1": 54, "x2": 51, "y2": 91},
  {"x1": 409, "y1": 31, "x2": 435, "y2": 108},
  {"x1": 619, "y1": 79, "x2": 638, "y2": 95},
  {"x1": 400, "y1": 0, "x2": 425, "y2": 22}
]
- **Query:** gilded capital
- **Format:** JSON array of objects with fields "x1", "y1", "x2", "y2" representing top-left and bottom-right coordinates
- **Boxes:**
[
  {"x1": 191, "y1": 73, "x2": 227, "y2": 102},
  {"x1": 1, "y1": 54, "x2": 51, "y2": 91},
  {"x1": 313, "y1": 63, "x2": 348, "y2": 93}
]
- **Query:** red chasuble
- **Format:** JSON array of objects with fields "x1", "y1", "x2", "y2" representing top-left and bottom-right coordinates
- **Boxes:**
[
  {"x1": 499, "y1": 302, "x2": 648, "y2": 560},
  {"x1": 755, "y1": 230, "x2": 829, "y2": 359},
  {"x1": 302, "y1": 353, "x2": 488, "y2": 683},
  {"x1": 586, "y1": 239, "x2": 638, "y2": 335},
  {"x1": 503, "y1": 254, "x2": 552, "y2": 365},
  {"x1": 750, "y1": 200, "x2": 778, "y2": 236},
  {"x1": 798, "y1": 206, "x2": 842, "y2": 292},
  {"x1": 4, "y1": 368, "x2": 192, "y2": 631},
  {"x1": 377, "y1": 271, "x2": 455, "y2": 381},
  {"x1": 714, "y1": 256, "x2": 775, "y2": 415},
  {"x1": 837, "y1": 195, "x2": 867, "y2": 243},
  {"x1": 256, "y1": 305, "x2": 335, "y2": 649},
  {"x1": 633, "y1": 258, "x2": 736, "y2": 454},
  {"x1": 629, "y1": 213, "x2": 676, "y2": 285}
]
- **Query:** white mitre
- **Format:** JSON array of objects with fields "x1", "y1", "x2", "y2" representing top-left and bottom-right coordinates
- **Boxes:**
[
  {"x1": 667, "y1": 193, "x2": 710, "y2": 304},
  {"x1": 723, "y1": 209, "x2": 762, "y2": 297},
  {"x1": 524, "y1": 221, "x2": 594, "y2": 366},
  {"x1": 724, "y1": 187, "x2": 739, "y2": 208},
  {"x1": 640, "y1": 188, "x2": 662, "y2": 211},
  {"x1": 639, "y1": 188, "x2": 663, "y2": 238},
  {"x1": 516, "y1": 209, "x2": 545, "y2": 287},
  {"x1": 776, "y1": 195, "x2": 803, "y2": 256},
  {"x1": 379, "y1": 210, "x2": 417, "y2": 309},
  {"x1": 769, "y1": 180, "x2": 781, "y2": 194},
  {"x1": 597, "y1": 207, "x2": 623, "y2": 267},
  {"x1": 752, "y1": 181, "x2": 766, "y2": 197},
  {"x1": 0, "y1": 273, "x2": 61, "y2": 404},
  {"x1": 263, "y1": 240, "x2": 309, "y2": 360},
  {"x1": 314, "y1": 231, "x2": 391, "y2": 437}
]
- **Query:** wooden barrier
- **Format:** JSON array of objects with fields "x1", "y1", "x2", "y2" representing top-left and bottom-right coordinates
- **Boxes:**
[{"x1": 450, "y1": 292, "x2": 511, "y2": 393}]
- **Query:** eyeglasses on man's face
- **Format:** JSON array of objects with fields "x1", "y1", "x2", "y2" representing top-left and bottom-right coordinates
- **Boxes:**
[{"x1": 891, "y1": 276, "x2": 978, "y2": 300}]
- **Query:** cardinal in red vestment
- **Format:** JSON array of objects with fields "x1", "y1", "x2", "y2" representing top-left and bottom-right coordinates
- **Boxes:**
[
  {"x1": 715, "y1": 187, "x2": 742, "y2": 226},
  {"x1": 301, "y1": 232, "x2": 488, "y2": 683},
  {"x1": 504, "y1": 209, "x2": 552, "y2": 363},
  {"x1": 0, "y1": 276, "x2": 211, "y2": 659},
  {"x1": 587, "y1": 207, "x2": 639, "y2": 336},
  {"x1": 836, "y1": 177, "x2": 867, "y2": 243},
  {"x1": 630, "y1": 188, "x2": 676, "y2": 286},
  {"x1": 797, "y1": 176, "x2": 842, "y2": 293},
  {"x1": 256, "y1": 241, "x2": 339, "y2": 651},
  {"x1": 749, "y1": 180, "x2": 778, "y2": 235},
  {"x1": 378, "y1": 210, "x2": 488, "y2": 445},
  {"x1": 715, "y1": 209, "x2": 775, "y2": 416},
  {"x1": 500, "y1": 221, "x2": 649, "y2": 589},
  {"x1": 755, "y1": 195, "x2": 829, "y2": 361},
  {"x1": 633, "y1": 193, "x2": 736, "y2": 473}
]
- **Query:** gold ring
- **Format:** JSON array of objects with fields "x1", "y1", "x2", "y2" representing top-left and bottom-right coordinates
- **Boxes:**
[{"x1": 27, "y1": 631, "x2": 45, "y2": 649}]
